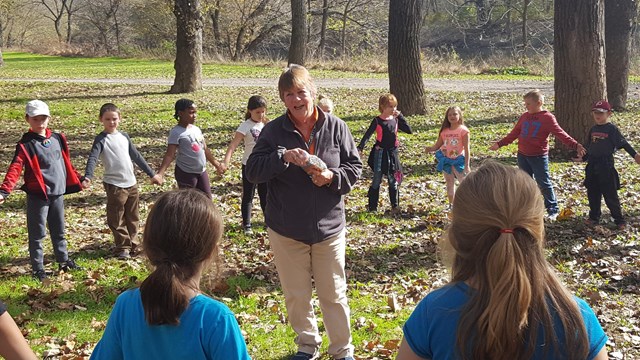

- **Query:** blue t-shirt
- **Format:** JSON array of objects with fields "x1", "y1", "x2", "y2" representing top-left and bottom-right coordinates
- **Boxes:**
[
  {"x1": 90, "y1": 288, "x2": 251, "y2": 360},
  {"x1": 403, "y1": 282, "x2": 607, "y2": 360}
]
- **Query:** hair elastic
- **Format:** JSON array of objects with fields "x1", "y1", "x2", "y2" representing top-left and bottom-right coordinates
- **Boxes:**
[{"x1": 500, "y1": 228, "x2": 514, "y2": 234}]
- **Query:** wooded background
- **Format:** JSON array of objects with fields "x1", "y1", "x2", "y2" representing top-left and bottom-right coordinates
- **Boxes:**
[{"x1": 1, "y1": 0, "x2": 637, "y2": 64}]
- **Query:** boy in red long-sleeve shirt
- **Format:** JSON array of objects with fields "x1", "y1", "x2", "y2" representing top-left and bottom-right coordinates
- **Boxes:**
[{"x1": 490, "y1": 90, "x2": 586, "y2": 220}]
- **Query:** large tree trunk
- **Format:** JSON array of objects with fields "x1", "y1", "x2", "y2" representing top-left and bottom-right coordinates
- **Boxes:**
[
  {"x1": 317, "y1": 0, "x2": 329, "y2": 58},
  {"x1": 170, "y1": 0, "x2": 203, "y2": 94},
  {"x1": 388, "y1": 0, "x2": 426, "y2": 116},
  {"x1": 288, "y1": 0, "x2": 306, "y2": 65},
  {"x1": 209, "y1": 0, "x2": 222, "y2": 58},
  {"x1": 0, "y1": 17, "x2": 4, "y2": 66},
  {"x1": 554, "y1": 0, "x2": 606, "y2": 147},
  {"x1": 605, "y1": 0, "x2": 637, "y2": 111}
]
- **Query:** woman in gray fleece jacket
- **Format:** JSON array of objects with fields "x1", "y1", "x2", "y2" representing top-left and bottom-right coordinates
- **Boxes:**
[{"x1": 246, "y1": 64, "x2": 361, "y2": 360}]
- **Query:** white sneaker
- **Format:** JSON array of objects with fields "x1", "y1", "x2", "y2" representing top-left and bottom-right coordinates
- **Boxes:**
[{"x1": 546, "y1": 212, "x2": 559, "y2": 222}]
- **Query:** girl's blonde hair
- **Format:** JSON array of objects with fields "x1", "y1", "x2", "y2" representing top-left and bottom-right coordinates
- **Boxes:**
[
  {"x1": 378, "y1": 93, "x2": 398, "y2": 112},
  {"x1": 140, "y1": 189, "x2": 223, "y2": 325},
  {"x1": 317, "y1": 94, "x2": 334, "y2": 113},
  {"x1": 446, "y1": 160, "x2": 589, "y2": 359},
  {"x1": 438, "y1": 106, "x2": 464, "y2": 134}
]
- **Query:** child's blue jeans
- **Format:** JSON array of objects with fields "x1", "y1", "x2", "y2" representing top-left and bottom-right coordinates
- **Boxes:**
[{"x1": 517, "y1": 153, "x2": 559, "y2": 215}]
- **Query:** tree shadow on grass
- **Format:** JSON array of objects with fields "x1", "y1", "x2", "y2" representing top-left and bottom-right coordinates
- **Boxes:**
[{"x1": 0, "y1": 90, "x2": 170, "y2": 106}]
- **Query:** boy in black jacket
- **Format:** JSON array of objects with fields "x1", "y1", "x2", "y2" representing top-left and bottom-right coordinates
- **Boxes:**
[{"x1": 574, "y1": 100, "x2": 640, "y2": 229}]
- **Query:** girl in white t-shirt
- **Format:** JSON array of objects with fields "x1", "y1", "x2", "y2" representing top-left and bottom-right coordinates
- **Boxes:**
[
  {"x1": 425, "y1": 106, "x2": 471, "y2": 206},
  {"x1": 221, "y1": 95, "x2": 269, "y2": 234}
]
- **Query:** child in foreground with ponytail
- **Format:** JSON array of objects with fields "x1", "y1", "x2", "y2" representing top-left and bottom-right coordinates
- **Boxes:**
[
  {"x1": 397, "y1": 161, "x2": 607, "y2": 360},
  {"x1": 90, "y1": 189, "x2": 250, "y2": 360}
]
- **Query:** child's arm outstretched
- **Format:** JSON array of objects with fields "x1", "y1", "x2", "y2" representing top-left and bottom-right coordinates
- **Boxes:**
[
  {"x1": 125, "y1": 133, "x2": 163, "y2": 185},
  {"x1": 222, "y1": 132, "x2": 244, "y2": 173},
  {"x1": 0, "y1": 145, "x2": 28, "y2": 204},
  {"x1": 356, "y1": 118, "x2": 378, "y2": 156},
  {"x1": 463, "y1": 131, "x2": 471, "y2": 173},
  {"x1": 157, "y1": 144, "x2": 178, "y2": 182},
  {"x1": 425, "y1": 137, "x2": 444, "y2": 153},
  {"x1": 490, "y1": 117, "x2": 524, "y2": 151},
  {"x1": 204, "y1": 145, "x2": 224, "y2": 175},
  {"x1": 548, "y1": 117, "x2": 586, "y2": 157},
  {"x1": 83, "y1": 135, "x2": 105, "y2": 189}
]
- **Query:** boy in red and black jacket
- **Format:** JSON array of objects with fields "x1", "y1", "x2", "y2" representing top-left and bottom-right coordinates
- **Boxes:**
[{"x1": 0, "y1": 100, "x2": 83, "y2": 281}]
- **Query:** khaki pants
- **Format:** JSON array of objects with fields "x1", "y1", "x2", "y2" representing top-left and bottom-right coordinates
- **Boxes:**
[
  {"x1": 268, "y1": 228, "x2": 353, "y2": 359},
  {"x1": 104, "y1": 183, "x2": 139, "y2": 252}
]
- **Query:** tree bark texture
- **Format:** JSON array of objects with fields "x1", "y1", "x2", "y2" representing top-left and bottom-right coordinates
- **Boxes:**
[
  {"x1": 288, "y1": 0, "x2": 306, "y2": 65},
  {"x1": 388, "y1": 0, "x2": 426, "y2": 116},
  {"x1": 170, "y1": 0, "x2": 203, "y2": 94},
  {"x1": 318, "y1": 0, "x2": 329, "y2": 58},
  {"x1": 554, "y1": 0, "x2": 606, "y2": 146},
  {"x1": 605, "y1": 0, "x2": 637, "y2": 111}
]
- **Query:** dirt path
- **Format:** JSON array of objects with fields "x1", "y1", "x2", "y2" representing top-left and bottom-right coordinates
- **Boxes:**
[{"x1": 5, "y1": 77, "x2": 640, "y2": 97}]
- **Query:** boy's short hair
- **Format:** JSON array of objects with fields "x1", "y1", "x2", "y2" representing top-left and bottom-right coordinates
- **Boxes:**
[
  {"x1": 26, "y1": 100, "x2": 50, "y2": 117},
  {"x1": 379, "y1": 94, "x2": 398, "y2": 112},
  {"x1": 99, "y1": 103, "x2": 120, "y2": 117},
  {"x1": 278, "y1": 64, "x2": 316, "y2": 101},
  {"x1": 523, "y1": 89, "x2": 544, "y2": 103}
]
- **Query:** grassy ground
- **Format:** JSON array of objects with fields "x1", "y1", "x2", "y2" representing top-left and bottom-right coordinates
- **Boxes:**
[{"x1": 0, "y1": 54, "x2": 639, "y2": 359}]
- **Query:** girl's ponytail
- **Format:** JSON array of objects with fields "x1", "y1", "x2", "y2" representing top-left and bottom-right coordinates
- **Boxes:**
[
  {"x1": 477, "y1": 230, "x2": 532, "y2": 357},
  {"x1": 140, "y1": 261, "x2": 189, "y2": 325},
  {"x1": 139, "y1": 189, "x2": 223, "y2": 326},
  {"x1": 447, "y1": 161, "x2": 589, "y2": 360}
]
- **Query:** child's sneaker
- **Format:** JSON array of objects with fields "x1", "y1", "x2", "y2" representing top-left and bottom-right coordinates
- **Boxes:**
[
  {"x1": 59, "y1": 259, "x2": 81, "y2": 272},
  {"x1": 32, "y1": 270, "x2": 48, "y2": 282},
  {"x1": 243, "y1": 226, "x2": 253, "y2": 235},
  {"x1": 291, "y1": 351, "x2": 319, "y2": 360},
  {"x1": 545, "y1": 212, "x2": 559, "y2": 222},
  {"x1": 117, "y1": 249, "x2": 131, "y2": 259},
  {"x1": 584, "y1": 218, "x2": 599, "y2": 227}
]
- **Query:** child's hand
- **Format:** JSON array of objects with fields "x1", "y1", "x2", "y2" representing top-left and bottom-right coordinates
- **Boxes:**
[
  {"x1": 393, "y1": 109, "x2": 402, "y2": 118},
  {"x1": 635, "y1": 153, "x2": 640, "y2": 164},
  {"x1": 151, "y1": 174, "x2": 163, "y2": 185},
  {"x1": 489, "y1": 142, "x2": 499, "y2": 151},
  {"x1": 219, "y1": 162, "x2": 228, "y2": 174},
  {"x1": 576, "y1": 144, "x2": 586, "y2": 158},
  {"x1": 81, "y1": 178, "x2": 91, "y2": 189},
  {"x1": 0, "y1": 194, "x2": 4, "y2": 204}
]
